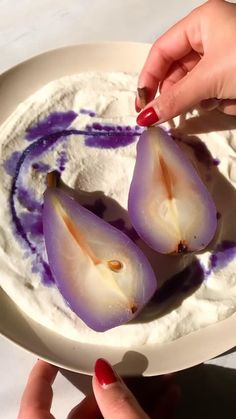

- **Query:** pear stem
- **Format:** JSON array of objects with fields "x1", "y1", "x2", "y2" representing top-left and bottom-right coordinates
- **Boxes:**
[
  {"x1": 46, "y1": 171, "x2": 61, "y2": 188},
  {"x1": 137, "y1": 87, "x2": 148, "y2": 109}
]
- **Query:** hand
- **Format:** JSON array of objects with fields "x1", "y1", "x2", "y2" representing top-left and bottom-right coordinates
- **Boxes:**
[
  {"x1": 136, "y1": 0, "x2": 236, "y2": 126},
  {"x1": 18, "y1": 359, "x2": 180, "y2": 419}
]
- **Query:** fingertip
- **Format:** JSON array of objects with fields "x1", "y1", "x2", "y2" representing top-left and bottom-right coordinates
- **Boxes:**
[
  {"x1": 67, "y1": 393, "x2": 102, "y2": 419},
  {"x1": 135, "y1": 96, "x2": 141, "y2": 113},
  {"x1": 217, "y1": 99, "x2": 236, "y2": 116},
  {"x1": 200, "y1": 98, "x2": 222, "y2": 111},
  {"x1": 93, "y1": 360, "x2": 148, "y2": 419},
  {"x1": 29, "y1": 360, "x2": 59, "y2": 384},
  {"x1": 136, "y1": 106, "x2": 160, "y2": 127},
  {"x1": 94, "y1": 358, "x2": 118, "y2": 388}
]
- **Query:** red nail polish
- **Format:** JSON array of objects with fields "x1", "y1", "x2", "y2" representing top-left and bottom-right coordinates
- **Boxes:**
[
  {"x1": 136, "y1": 106, "x2": 159, "y2": 126},
  {"x1": 95, "y1": 358, "x2": 118, "y2": 386}
]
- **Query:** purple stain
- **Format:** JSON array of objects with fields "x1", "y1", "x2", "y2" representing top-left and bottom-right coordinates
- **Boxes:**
[
  {"x1": 20, "y1": 212, "x2": 43, "y2": 235},
  {"x1": 32, "y1": 162, "x2": 51, "y2": 173},
  {"x1": 25, "y1": 111, "x2": 78, "y2": 141},
  {"x1": 9, "y1": 130, "x2": 94, "y2": 249},
  {"x1": 104, "y1": 126, "x2": 114, "y2": 132},
  {"x1": 42, "y1": 261, "x2": 55, "y2": 285},
  {"x1": 85, "y1": 133, "x2": 137, "y2": 149},
  {"x1": 209, "y1": 240, "x2": 236, "y2": 271},
  {"x1": 26, "y1": 132, "x2": 67, "y2": 160},
  {"x1": 56, "y1": 150, "x2": 68, "y2": 172},
  {"x1": 7, "y1": 111, "x2": 141, "y2": 285},
  {"x1": 32, "y1": 257, "x2": 55, "y2": 285},
  {"x1": 9, "y1": 129, "x2": 72, "y2": 253},
  {"x1": 85, "y1": 122, "x2": 140, "y2": 149},
  {"x1": 213, "y1": 158, "x2": 220, "y2": 166},
  {"x1": 9, "y1": 135, "x2": 61, "y2": 253},
  {"x1": 89, "y1": 122, "x2": 103, "y2": 131},
  {"x1": 80, "y1": 108, "x2": 96, "y2": 117},
  {"x1": 4, "y1": 151, "x2": 21, "y2": 176},
  {"x1": 17, "y1": 187, "x2": 42, "y2": 212},
  {"x1": 209, "y1": 255, "x2": 217, "y2": 270},
  {"x1": 152, "y1": 260, "x2": 205, "y2": 304}
]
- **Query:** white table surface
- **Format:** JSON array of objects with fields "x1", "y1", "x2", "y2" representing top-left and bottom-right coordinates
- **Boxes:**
[{"x1": 1, "y1": 1, "x2": 236, "y2": 418}]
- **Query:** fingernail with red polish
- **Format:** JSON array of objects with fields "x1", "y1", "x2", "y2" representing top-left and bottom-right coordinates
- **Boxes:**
[
  {"x1": 95, "y1": 358, "x2": 118, "y2": 387},
  {"x1": 136, "y1": 106, "x2": 159, "y2": 126}
]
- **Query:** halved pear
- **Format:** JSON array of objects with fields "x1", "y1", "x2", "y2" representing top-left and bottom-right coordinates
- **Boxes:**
[
  {"x1": 128, "y1": 127, "x2": 217, "y2": 254},
  {"x1": 43, "y1": 173, "x2": 156, "y2": 332}
]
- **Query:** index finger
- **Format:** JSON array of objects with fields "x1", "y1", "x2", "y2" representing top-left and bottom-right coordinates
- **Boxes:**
[
  {"x1": 137, "y1": 7, "x2": 203, "y2": 105},
  {"x1": 19, "y1": 360, "x2": 58, "y2": 417}
]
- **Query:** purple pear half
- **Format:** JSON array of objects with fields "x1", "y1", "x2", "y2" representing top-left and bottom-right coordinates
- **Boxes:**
[
  {"x1": 128, "y1": 127, "x2": 217, "y2": 254},
  {"x1": 43, "y1": 176, "x2": 157, "y2": 332}
]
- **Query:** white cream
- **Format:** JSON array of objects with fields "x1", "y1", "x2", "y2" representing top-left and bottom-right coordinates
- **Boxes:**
[{"x1": 0, "y1": 72, "x2": 236, "y2": 347}]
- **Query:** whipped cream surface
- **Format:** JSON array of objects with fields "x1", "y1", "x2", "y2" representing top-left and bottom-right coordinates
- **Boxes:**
[{"x1": 0, "y1": 71, "x2": 236, "y2": 347}]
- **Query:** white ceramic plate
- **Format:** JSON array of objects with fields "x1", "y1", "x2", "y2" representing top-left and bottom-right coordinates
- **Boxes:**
[{"x1": 0, "y1": 42, "x2": 236, "y2": 376}]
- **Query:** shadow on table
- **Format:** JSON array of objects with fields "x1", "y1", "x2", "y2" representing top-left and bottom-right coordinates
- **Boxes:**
[
  {"x1": 61, "y1": 359, "x2": 236, "y2": 419},
  {"x1": 175, "y1": 363, "x2": 236, "y2": 419},
  {"x1": 213, "y1": 346, "x2": 236, "y2": 359},
  {"x1": 60, "y1": 369, "x2": 93, "y2": 394},
  {"x1": 60, "y1": 350, "x2": 149, "y2": 395}
]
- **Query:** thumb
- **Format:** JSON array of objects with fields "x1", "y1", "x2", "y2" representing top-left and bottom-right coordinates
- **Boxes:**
[
  {"x1": 92, "y1": 358, "x2": 148, "y2": 419},
  {"x1": 137, "y1": 60, "x2": 210, "y2": 126}
]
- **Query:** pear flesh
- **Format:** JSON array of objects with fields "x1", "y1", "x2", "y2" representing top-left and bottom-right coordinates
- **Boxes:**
[
  {"x1": 43, "y1": 174, "x2": 157, "y2": 332},
  {"x1": 128, "y1": 127, "x2": 217, "y2": 254}
]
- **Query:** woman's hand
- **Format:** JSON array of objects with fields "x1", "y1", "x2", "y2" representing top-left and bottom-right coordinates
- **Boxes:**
[
  {"x1": 136, "y1": 0, "x2": 236, "y2": 126},
  {"x1": 18, "y1": 359, "x2": 180, "y2": 419}
]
